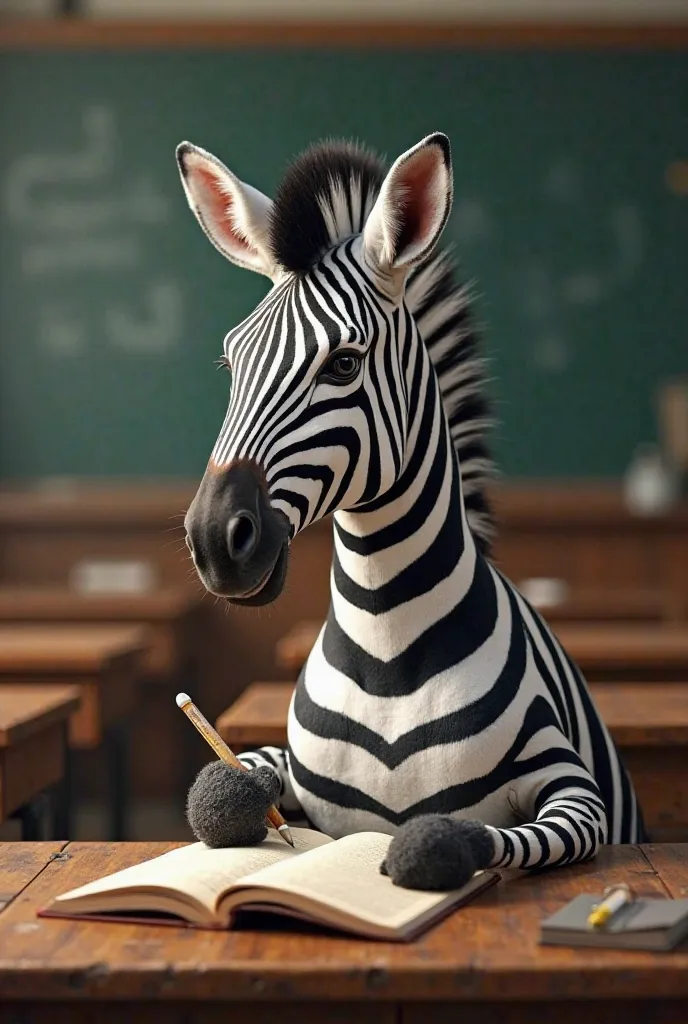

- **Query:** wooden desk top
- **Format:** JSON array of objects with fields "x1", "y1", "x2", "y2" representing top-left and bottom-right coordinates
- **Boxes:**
[
  {"x1": 1, "y1": 842, "x2": 688, "y2": 1007},
  {"x1": 0, "y1": 626, "x2": 147, "y2": 674},
  {"x1": 0, "y1": 586, "x2": 201, "y2": 623},
  {"x1": 0, "y1": 685, "x2": 81, "y2": 746}
]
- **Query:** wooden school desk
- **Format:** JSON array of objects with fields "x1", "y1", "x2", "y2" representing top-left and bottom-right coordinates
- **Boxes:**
[
  {"x1": 1, "y1": 841, "x2": 688, "y2": 1022},
  {"x1": 217, "y1": 680, "x2": 688, "y2": 841},
  {"x1": 0, "y1": 586, "x2": 205, "y2": 799},
  {"x1": 0, "y1": 626, "x2": 147, "y2": 839},
  {"x1": 275, "y1": 620, "x2": 688, "y2": 681},
  {"x1": 0, "y1": 685, "x2": 80, "y2": 839}
]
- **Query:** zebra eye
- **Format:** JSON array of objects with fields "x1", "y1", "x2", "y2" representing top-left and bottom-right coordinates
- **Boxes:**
[{"x1": 321, "y1": 352, "x2": 362, "y2": 385}]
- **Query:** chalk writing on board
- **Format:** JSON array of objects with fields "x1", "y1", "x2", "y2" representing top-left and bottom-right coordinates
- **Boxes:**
[
  {"x1": 37, "y1": 305, "x2": 88, "y2": 355},
  {"x1": 2, "y1": 104, "x2": 183, "y2": 354},
  {"x1": 104, "y1": 281, "x2": 184, "y2": 353},
  {"x1": 525, "y1": 162, "x2": 645, "y2": 372}
]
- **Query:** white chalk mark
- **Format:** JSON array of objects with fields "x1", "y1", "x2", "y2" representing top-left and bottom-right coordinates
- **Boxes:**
[
  {"x1": 104, "y1": 281, "x2": 183, "y2": 353},
  {"x1": 3, "y1": 106, "x2": 114, "y2": 230},
  {"x1": 37, "y1": 305, "x2": 87, "y2": 354},
  {"x1": 534, "y1": 333, "x2": 569, "y2": 373},
  {"x1": 22, "y1": 235, "x2": 140, "y2": 276},
  {"x1": 561, "y1": 272, "x2": 604, "y2": 306}
]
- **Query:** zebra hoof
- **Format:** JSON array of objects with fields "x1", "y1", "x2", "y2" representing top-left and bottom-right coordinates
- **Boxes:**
[
  {"x1": 186, "y1": 761, "x2": 280, "y2": 848},
  {"x1": 380, "y1": 815, "x2": 495, "y2": 891}
]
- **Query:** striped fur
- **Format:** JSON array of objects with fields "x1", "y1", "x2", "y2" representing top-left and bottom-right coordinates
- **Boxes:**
[{"x1": 179, "y1": 135, "x2": 646, "y2": 876}]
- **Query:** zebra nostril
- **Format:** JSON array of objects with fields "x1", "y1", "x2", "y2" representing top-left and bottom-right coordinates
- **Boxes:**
[
  {"x1": 226, "y1": 512, "x2": 260, "y2": 563},
  {"x1": 185, "y1": 534, "x2": 194, "y2": 556}
]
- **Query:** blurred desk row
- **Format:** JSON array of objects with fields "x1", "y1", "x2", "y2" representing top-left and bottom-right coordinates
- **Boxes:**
[{"x1": 0, "y1": 478, "x2": 687, "y2": 840}]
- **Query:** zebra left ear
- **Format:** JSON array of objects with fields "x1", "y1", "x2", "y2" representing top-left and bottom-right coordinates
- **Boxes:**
[{"x1": 363, "y1": 133, "x2": 453, "y2": 277}]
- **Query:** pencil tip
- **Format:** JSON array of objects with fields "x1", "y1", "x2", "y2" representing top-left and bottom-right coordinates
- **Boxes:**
[{"x1": 279, "y1": 825, "x2": 295, "y2": 847}]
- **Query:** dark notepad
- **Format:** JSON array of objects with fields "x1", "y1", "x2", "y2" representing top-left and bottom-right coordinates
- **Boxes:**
[{"x1": 540, "y1": 894, "x2": 688, "y2": 951}]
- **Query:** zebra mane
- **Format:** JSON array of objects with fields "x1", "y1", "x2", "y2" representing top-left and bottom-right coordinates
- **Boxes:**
[{"x1": 269, "y1": 140, "x2": 496, "y2": 552}]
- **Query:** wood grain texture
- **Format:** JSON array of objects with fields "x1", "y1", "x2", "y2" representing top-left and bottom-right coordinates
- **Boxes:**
[
  {"x1": 1, "y1": 842, "x2": 688, "y2": 1003},
  {"x1": 0, "y1": 842, "x2": 67, "y2": 914},
  {"x1": 0, "y1": 1005, "x2": 396, "y2": 1024},
  {"x1": 1, "y1": 19, "x2": 688, "y2": 50},
  {"x1": 0, "y1": 686, "x2": 81, "y2": 746}
]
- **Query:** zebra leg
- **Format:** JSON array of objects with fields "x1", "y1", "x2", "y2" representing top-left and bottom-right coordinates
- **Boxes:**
[
  {"x1": 487, "y1": 782, "x2": 608, "y2": 871},
  {"x1": 186, "y1": 761, "x2": 280, "y2": 847},
  {"x1": 380, "y1": 815, "x2": 495, "y2": 890},
  {"x1": 185, "y1": 746, "x2": 302, "y2": 847},
  {"x1": 381, "y1": 780, "x2": 607, "y2": 890}
]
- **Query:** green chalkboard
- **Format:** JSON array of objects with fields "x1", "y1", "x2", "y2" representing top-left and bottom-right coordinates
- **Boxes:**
[{"x1": 0, "y1": 48, "x2": 686, "y2": 479}]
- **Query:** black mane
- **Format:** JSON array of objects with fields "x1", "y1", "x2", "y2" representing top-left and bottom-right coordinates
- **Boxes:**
[{"x1": 269, "y1": 141, "x2": 385, "y2": 273}]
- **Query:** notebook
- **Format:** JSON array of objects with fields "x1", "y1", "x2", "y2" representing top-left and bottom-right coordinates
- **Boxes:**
[
  {"x1": 540, "y1": 893, "x2": 688, "y2": 951},
  {"x1": 39, "y1": 828, "x2": 499, "y2": 941}
]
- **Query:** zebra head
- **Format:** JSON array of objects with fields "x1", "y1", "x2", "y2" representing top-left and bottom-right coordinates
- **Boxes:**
[{"x1": 177, "y1": 134, "x2": 454, "y2": 605}]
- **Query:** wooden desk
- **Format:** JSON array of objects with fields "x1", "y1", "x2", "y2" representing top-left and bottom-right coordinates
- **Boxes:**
[
  {"x1": 217, "y1": 680, "x2": 688, "y2": 841},
  {"x1": 0, "y1": 586, "x2": 205, "y2": 798},
  {"x1": 0, "y1": 685, "x2": 80, "y2": 839},
  {"x1": 1, "y1": 841, "x2": 688, "y2": 1022},
  {"x1": 276, "y1": 621, "x2": 688, "y2": 682},
  {"x1": 0, "y1": 626, "x2": 147, "y2": 839},
  {"x1": 0, "y1": 586, "x2": 202, "y2": 681}
]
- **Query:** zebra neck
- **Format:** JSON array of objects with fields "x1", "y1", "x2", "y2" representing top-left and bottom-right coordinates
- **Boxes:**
[{"x1": 329, "y1": 391, "x2": 479, "y2": 664}]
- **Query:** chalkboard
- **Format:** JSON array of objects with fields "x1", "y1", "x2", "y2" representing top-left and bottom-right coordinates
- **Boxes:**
[{"x1": 0, "y1": 48, "x2": 686, "y2": 479}]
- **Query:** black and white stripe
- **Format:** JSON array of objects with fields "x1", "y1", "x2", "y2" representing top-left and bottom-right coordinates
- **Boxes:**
[{"x1": 179, "y1": 135, "x2": 645, "y2": 873}]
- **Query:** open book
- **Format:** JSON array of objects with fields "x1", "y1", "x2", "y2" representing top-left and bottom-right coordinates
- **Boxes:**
[{"x1": 39, "y1": 828, "x2": 498, "y2": 941}]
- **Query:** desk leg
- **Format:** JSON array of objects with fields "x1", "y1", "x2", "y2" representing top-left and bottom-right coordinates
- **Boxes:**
[
  {"x1": 15, "y1": 797, "x2": 45, "y2": 840},
  {"x1": 105, "y1": 722, "x2": 129, "y2": 841},
  {"x1": 52, "y1": 724, "x2": 72, "y2": 839}
]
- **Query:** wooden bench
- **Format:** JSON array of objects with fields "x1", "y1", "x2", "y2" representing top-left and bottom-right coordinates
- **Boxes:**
[
  {"x1": 0, "y1": 626, "x2": 147, "y2": 840},
  {"x1": 217, "y1": 679, "x2": 688, "y2": 842},
  {"x1": 0, "y1": 586, "x2": 205, "y2": 799},
  {"x1": 275, "y1": 620, "x2": 688, "y2": 682},
  {"x1": 2, "y1": 840, "x2": 688, "y2": 1022},
  {"x1": 0, "y1": 685, "x2": 81, "y2": 839}
]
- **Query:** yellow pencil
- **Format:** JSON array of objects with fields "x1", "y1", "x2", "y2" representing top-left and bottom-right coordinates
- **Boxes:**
[
  {"x1": 176, "y1": 692, "x2": 294, "y2": 847},
  {"x1": 587, "y1": 883, "x2": 634, "y2": 929}
]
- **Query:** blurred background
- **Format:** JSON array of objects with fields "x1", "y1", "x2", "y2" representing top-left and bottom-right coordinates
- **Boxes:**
[{"x1": 0, "y1": 0, "x2": 687, "y2": 845}]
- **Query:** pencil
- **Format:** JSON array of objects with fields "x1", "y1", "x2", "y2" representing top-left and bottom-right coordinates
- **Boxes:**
[
  {"x1": 176, "y1": 692, "x2": 294, "y2": 847},
  {"x1": 587, "y1": 883, "x2": 634, "y2": 929}
]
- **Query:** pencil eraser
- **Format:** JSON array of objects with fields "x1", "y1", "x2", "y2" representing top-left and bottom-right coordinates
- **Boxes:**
[{"x1": 176, "y1": 692, "x2": 192, "y2": 707}]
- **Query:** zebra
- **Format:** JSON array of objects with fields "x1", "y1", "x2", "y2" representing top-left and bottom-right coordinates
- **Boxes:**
[{"x1": 177, "y1": 132, "x2": 646, "y2": 890}]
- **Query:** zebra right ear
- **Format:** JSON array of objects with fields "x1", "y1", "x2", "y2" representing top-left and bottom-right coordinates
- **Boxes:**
[
  {"x1": 176, "y1": 142, "x2": 277, "y2": 280},
  {"x1": 363, "y1": 133, "x2": 453, "y2": 280}
]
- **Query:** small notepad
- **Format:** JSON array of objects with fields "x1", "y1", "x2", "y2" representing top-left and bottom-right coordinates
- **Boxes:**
[{"x1": 540, "y1": 894, "x2": 688, "y2": 951}]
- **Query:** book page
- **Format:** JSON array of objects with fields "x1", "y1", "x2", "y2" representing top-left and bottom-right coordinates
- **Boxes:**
[
  {"x1": 53, "y1": 829, "x2": 332, "y2": 917},
  {"x1": 231, "y1": 832, "x2": 474, "y2": 931}
]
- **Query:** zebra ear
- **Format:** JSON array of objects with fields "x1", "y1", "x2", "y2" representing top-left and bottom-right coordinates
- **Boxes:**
[
  {"x1": 363, "y1": 133, "x2": 453, "y2": 276},
  {"x1": 176, "y1": 142, "x2": 277, "y2": 279}
]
